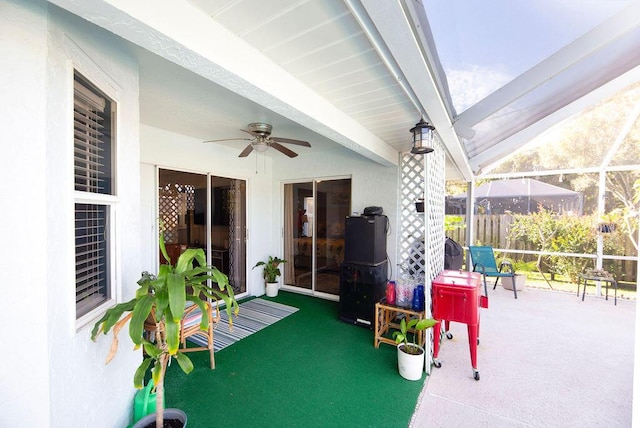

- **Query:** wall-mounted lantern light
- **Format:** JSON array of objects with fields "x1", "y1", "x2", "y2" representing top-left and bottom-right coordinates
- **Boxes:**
[{"x1": 410, "y1": 118, "x2": 435, "y2": 155}]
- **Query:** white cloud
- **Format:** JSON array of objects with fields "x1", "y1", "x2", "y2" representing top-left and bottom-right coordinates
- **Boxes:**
[{"x1": 447, "y1": 65, "x2": 512, "y2": 113}]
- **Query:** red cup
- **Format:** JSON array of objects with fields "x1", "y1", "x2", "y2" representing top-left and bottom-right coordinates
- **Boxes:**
[{"x1": 386, "y1": 281, "x2": 396, "y2": 305}]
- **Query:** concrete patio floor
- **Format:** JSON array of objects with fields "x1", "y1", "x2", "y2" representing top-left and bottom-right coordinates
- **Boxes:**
[{"x1": 411, "y1": 283, "x2": 636, "y2": 427}]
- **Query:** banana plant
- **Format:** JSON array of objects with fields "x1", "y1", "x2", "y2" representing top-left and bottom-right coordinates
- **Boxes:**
[
  {"x1": 393, "y1": 317, "x2": 438, "y2": 355},
  {"x1": 91, "y1": 235, "x2": 239, "y2": 427}
]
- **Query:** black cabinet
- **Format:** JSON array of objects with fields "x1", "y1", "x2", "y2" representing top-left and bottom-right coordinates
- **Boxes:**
[
  {"x1": 339, "y1": 262, "x2": 387, "y2": 328},
  {"x1": 344, "y1": 215, "x2": 387, "y2": 265}
]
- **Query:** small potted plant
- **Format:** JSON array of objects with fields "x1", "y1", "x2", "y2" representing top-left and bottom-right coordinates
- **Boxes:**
[
  {"x1": 253, "y1": 256, "x2": 286, "y2": 297},
  {"x1": 393, "y1": 317, "x2": 437, "y2": 381},
  {"x1": 91, "y1": 234, "x2": 239, "y2": 428}
]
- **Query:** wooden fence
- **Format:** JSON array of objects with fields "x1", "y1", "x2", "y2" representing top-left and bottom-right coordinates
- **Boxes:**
[{"x1": 445, "y1": 215, "x2": 638, "y2": 283}]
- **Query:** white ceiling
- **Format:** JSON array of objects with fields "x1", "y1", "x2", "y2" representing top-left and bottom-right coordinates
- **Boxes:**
[
  {"x1": 186, "y1": 0, "x2": 416, "y2": 142},
  {"x1": 136, "y1": 48, "x2": 346, "y2": 155},
  {"x1": 50, "y1": 0, "x2": 640, "y2": 180}
]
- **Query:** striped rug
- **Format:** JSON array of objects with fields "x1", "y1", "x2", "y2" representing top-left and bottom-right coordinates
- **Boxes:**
[{"x1": 187, "y1": 298, "x2": 298, "y2": 352}]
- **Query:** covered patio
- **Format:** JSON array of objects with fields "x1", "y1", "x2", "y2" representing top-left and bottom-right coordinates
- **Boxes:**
[{"x1": 1, "y1": 1, "x2": 639, "y2": 427}]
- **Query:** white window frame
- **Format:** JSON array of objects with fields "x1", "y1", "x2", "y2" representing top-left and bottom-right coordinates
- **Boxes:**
[{"x1": 73, "y1": 68, "x2": 119, "y2": 330}]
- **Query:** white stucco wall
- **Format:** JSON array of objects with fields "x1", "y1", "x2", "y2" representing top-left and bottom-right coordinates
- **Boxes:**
[
  {"x1": 0, "y1": 1, "x2": 141, "y2": 427},
  {"x1": 0, "y1": 1, "x2": 50, "y2": 426}
]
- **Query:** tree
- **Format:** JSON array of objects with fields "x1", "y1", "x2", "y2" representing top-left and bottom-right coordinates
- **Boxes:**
[
  {"x1": 491, "y1": 82, "x2": 640, "y2": 249},
  {"x1": 509, "y1": 208, "x2": 628, "y2": 282},
  {"x1": 508, "y1": 208, "x2": 560, "y2": 286}
]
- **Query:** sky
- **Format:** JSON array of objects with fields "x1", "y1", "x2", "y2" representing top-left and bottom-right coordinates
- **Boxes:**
[{"x1": 422, "y1": 0, "x2": 634, "y2": 112}]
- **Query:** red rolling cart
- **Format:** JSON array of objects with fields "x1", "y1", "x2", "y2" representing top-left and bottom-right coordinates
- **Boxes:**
[{"x1": 432, "y1": 270, "x2": 488, "y2": 380}]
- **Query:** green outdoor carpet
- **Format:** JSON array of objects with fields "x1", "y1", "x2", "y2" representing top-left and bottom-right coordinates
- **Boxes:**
[{"x1": 164, "y1": 292, "x2": 426, "y2": 428}]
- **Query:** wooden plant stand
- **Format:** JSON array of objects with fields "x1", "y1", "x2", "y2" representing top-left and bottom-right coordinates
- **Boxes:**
[{"x1": 374, "y1": 299, "x2": 426, "y2": 348}]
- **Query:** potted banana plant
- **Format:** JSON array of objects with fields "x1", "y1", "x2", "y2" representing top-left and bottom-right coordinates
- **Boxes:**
[
  {"x1": 91, "y1": 234, "x2": 239, "y2": 428},
  {"x1": 393, "y1": 317, "x2": 437, "y2": 381}
]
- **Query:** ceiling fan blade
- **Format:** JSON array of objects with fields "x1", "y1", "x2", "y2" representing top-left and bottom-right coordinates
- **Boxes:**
[
  {"x1": 238, "y1": 144, "x2": 254, "y2": 157},
  {"x1": 241, "y1": 129, "x2": 257, "y2": 137},
  {"x1": 270, "y1": 136, "x2": 311, "y2": 147},
  {"x1": 270, "y1": 142, "x2": 298, "y2": 158},
  {"x1": 203, "y1": 137, "x2": 252, "y2": 143}
]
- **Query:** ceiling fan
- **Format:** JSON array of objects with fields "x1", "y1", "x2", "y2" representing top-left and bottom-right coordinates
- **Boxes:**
[{"x1": 204, "y1": 122, "x2": 311, "y2": 158}]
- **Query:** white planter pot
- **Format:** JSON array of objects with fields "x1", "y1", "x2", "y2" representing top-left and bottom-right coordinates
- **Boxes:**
[
  {"x1": 397, "y1": 344, "x2": 425, "y2": 381},
  {"x1": 501, "y1": 274, "x2": 526, "y2": 291},
  {"x1": 265, "y1": 282, "x2": 279, "y2": 297}
]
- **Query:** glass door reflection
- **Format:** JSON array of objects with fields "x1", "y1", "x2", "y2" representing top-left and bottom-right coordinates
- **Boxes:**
[
  {"x1": 284, "y1": 179, "x2": 351, "y2": 296},
  {"x1": 158, "y1": 169, "x2": 247, "y2": 295}
]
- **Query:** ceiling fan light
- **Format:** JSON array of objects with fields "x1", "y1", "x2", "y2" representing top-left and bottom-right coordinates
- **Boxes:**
[{"x1": 254, "y1": 142, "x2": 269, "y2": 153}]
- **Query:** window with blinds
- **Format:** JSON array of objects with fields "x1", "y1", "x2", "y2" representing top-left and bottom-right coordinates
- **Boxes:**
[{"x1": 74, "y1": 72, "x2": 116, "y2": 320}]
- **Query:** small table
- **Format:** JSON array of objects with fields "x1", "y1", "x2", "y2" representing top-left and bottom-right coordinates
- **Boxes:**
[
  {"x1": 211, "y1": 247, "x2": 229, "y2": 275},
  {"x1": 374, "y1": 300, "x2": 426, "y2": 348},
  {"x1": 578, "y1": 274, "x2": 617, "y2": 305}
]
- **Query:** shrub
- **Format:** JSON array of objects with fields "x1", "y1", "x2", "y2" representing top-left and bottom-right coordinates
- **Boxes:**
[{"x1": 508, "y1": 209, "x2": 626, "y2": 283}]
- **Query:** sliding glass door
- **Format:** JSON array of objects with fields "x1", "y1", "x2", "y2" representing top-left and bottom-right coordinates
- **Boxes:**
[
  {"x1": 284, "y1": 182, "x2": 313, "y2": 291},
  {"x1": 283, "y1": 178, "x2": 351, "y2": 296},
  {"x1": 158, "y1": 169, "x2": 247, "y2": 295}
]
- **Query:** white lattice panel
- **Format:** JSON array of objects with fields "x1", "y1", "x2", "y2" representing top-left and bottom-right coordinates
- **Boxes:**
[
  {"x1": 424, "y1": 143, "x2": 446, "y2": 281},
  {"x1": 398, "y1": 136, "x2": 446, "y2": 373},
  {"x1": 398, "y1": 154, "x2": 426, "y2": 277}
]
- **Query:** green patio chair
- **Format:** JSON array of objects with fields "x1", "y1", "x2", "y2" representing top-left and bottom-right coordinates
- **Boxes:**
[{"x1": 468, "y1": 246, "x2": 518, "y2": 299}]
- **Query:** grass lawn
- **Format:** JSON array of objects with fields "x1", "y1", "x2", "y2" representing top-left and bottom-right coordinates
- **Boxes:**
[{"x1": 516, "y1": 272, "x2": 637, "y2": 301}]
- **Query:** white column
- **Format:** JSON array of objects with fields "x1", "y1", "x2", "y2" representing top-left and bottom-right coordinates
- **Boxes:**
[
  {"x1": 465, "y1": 180, "x2": 475, "y2": 268},
  {"x1": 595, "y1": 171, "x2": 607, "y2": 296}
]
